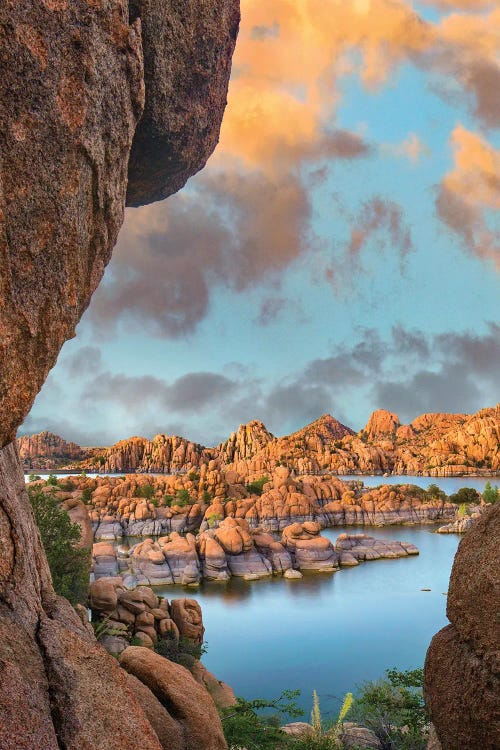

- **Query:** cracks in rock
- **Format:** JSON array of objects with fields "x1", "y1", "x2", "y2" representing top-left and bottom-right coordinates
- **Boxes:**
[{"x1": 34, "y1": 615, "x2": 66, "y2": 750}]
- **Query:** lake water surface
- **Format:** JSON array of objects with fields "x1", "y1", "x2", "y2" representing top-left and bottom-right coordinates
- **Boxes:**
[{"x1": 160, "y1": 525, "x2": 460, "y2": 715}]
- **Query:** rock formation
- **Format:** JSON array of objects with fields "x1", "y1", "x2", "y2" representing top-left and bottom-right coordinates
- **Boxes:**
[
  {"x1": 0, "y1": 0, "x2": 240, "y2": 747},
  {"x1": 19, "y1": 403, "x2": 500, "y2": 475},
  {"x1": 424, "y1": 503, "x2": 500, "y2": 750}
]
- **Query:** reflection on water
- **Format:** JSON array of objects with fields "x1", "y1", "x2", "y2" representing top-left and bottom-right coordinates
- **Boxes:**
[{"x1": 158, "y1": 526, "x2": 460, "y2": 714}]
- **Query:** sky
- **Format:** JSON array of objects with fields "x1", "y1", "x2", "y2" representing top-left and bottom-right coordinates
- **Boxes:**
[{"x1": 23, "y1": 0, "x2": 500, "y2": 447}]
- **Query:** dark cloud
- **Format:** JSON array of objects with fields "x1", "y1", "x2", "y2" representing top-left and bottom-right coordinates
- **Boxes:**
[{"x1": 63, "y1": 346, "x2": 103, "y2": 378}]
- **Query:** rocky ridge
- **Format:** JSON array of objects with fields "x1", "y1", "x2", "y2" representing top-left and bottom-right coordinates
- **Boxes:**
[{"x1": 19, "y1": 405, "x2": 500, "y2": 476}]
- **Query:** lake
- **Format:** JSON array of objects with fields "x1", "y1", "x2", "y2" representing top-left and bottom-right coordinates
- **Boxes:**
[
  {"x1": 160, "y1": 525, "x2": 460, "y2": 716},
  {"x1": 339, "y1": 474, "x2": 498, "y2": 494}
]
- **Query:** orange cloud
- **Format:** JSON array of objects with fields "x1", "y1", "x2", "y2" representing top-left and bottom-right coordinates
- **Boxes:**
[{"x1": 437, "y1": 126, "x2": 500, "y2": 268}]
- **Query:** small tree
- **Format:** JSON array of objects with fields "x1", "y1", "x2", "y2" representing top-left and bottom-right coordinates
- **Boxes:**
[
  {"x1": 176, "y1": 488, "x2": 191, "y2": 507},
  {"x1": 426, "y1": 484, "x2": 446, "y2": 502},
  {"x1": 46, "y1": 474, "x2": 58, "y2": 486},
  {"x1": 29, "y1": 487, "x2": 90, "y2": 606},
  {"x1": 482, "y1": 481, "x2": 499, "y2": 504}
]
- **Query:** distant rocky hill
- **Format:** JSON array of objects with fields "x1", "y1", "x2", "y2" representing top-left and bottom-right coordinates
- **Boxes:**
[{"x1": 19, "y1": 404, "x2": 500, "y2": 477}]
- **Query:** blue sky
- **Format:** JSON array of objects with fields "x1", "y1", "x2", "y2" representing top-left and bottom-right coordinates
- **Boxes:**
[{"x1": 23, "y1": 0, "x2": 499, "y2": 446}]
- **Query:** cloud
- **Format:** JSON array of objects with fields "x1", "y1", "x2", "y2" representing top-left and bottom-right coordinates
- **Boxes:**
[
  {"x1": 63, "y1": 346, "x2": 103, "y2": 378},
  {"x1": 436, "y1": 126, "x2": 500, "y2": 268},
  {"x1": 22, "y1": 324, "x2": 499, "y2": 443},
  {"x1": 347, "y1": 197, "x2": 414, "y2": 265},
  {"x1": 381, "y1": 134, "x2": 430, "y2": 163}
]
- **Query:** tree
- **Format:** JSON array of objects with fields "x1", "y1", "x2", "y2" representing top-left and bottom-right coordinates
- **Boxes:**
[
  {"x1": 29, "y1": 487, "x2": 90, "y2": 606},
  {"x1": 426, "y1": 484, "x2": 446, "y2": 502},
  {"x1": 482, "y1": 481, "x2": 499, "y2": 504},
  {"x1": 449, "y1": 487, "x2": 480, "y2": 505},
  {"x1": 176, "y1": 488, "x2": 191, "y2": 506}
]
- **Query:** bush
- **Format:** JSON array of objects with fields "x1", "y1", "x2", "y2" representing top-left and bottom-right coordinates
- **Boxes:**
[
  {"x1": 136, "y1": 484, "x2": 155, "y2": 500},
  {"x1": 164, "y1": 494, "x2": 175, "y2": 507},
  {"x1": 28, "y1": 473, "x2": 42, "y2": 482},
  {"x1": 59, "y1": 479, "x2": 74, "y2": 492},
  {"x1": 351, "y1": 667, "x2": 427, "y2": 750},
  {"x1": 448, "y1": 487, "x2": 480, "y2": 505},
  {"x1": 46, "y1": 474, "x2": 58, "y2": 486},
  {"x1": 154, "y1": 632, "x2": 206, "y2": 668},
  {"x1": 246, "y1": 476, "x2": 270, "y2": 496},
  {"x1": 220, "y1": 691, "x2": 302, "y2": 750},
  {"x1": 28, "y1": 487, "x2": 90, "y2": 605},
  {"x1": 188, "y1": 471, "x2": 200, "y2": 482},
  {"x1": 176, "y1": 489, "x2": 191, "y2": 507},
  {"x1": 81, "y1": 487, "x2": 93, "y2": 504},
  {"x1": 202, "y1": 490, "x2": 212, "y2": 503},
  {"x1": 482, "y1": 481, "x2": 499, "y2": 504}
]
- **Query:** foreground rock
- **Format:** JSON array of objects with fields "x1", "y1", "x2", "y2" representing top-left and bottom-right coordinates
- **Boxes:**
[
  {"x1": 0, "y1": 0, "x2": 239, "y2": 746},
  {"x1": 120, "y1": 647, "x2": 226, "y2": 750},
  {"x1": 424, "y1": 503, "x2": 500, "y2": 750}
]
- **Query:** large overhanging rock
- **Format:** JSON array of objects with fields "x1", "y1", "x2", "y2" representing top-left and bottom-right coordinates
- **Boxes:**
[
  {"x1": 126, "y1": 0, "x2": 240, "y2": 206},
  {"x1": 0, "y1": 0, "x2": 240, "y2": 448},
  {"x1": 424, "y1": 503, "x2": 500, "y2": 750},
  {"x1": 0, "y1": 0, "x2": 239, "y2": 747}
]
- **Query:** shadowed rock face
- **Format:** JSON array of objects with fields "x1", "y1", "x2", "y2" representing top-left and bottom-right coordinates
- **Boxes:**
[
  {"x1": 126, "y1": 0, "x2": 240, "y2": 206},
  {"x1": 0, "y1": 0, "x2": 239, "y2": 747},
  {"x1": 424, "y1": 503, "x2": 500, "y2": 750}
]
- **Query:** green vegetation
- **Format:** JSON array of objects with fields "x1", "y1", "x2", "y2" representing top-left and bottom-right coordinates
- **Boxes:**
[
  {"x1": 28, "y1": 473, "x2": 41, "y2": 482},
  {"x1": 28, "y1": 486, "x2": 90, "y2": 605},
  {"x1": 220, "y1": 668, "x2": 426, "y2": 750},
  {"x1": 448, "y1": 487, "x2": 480, "y2": 505},
  {"x1": 425, "y1": 483, "x2": 446, "y2": 502},
  {"x1": 164, "y1": 494, "x2": 175, "y2": 506},
  {"x1": 206, "y1": 512, "x2": 222, "y2": 528},
  {"x1": 188, "y1": 471, "x2": 200, "y2": 482},
  {"x1": 351, "y1": 667, "x2": 427, "y2": 750},
  {"x1": 202, "y1": 489, "x2": 212, "y2": 503},
  {"x1": 175, "y1": 488, "x2": 191, "y2": 506},
  {"x1": 81, "y1": 487, "x2": 93, "y2": 504},
  {"x1": 154, "y1": 632, "x2": 206, "y2": 669},
  {"x1": 136, "y1": 483, "x2": 155, "y2": 500},
  {"x1": 246, "y1": 475, "x2": 270, "y2": 496},
  {"x1": 458, "y1": 503, "x2": 467, "y2": 518},
  {"x1": 46, "y1": 473, "x2": 58, "y2": 486},
  {"x1": 483, "y1": 481, "x2": 499, "y2": 504},
  {"x1": 220, "y1": 691, "x2": 302, "y2": 750},
  {"x1": 58, "y1": 479, "x2": 75, "y2": 492}
]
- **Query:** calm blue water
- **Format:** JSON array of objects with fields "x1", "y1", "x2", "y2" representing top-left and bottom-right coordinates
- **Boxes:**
[{"x1": 161, "y1": 525, "x2": 460, "y2": 716}]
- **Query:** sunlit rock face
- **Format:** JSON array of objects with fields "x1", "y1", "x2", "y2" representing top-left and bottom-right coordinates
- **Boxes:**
[
  {"x1": 0, "y1": 0, "x2": 239, "y2": 747},
  {"x1": 424, "y1": 504, "x2": 500, "y2": 750}
]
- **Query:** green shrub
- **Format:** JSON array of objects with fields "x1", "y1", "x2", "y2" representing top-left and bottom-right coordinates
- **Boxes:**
[
  {"x1": 81, "y1": 487, "x2": 93, "y2": 504},
  {"x1": 220, "y1": 691, "x2": 302, "y2": 750},
  {"x1": 449, "y1": 487, "x2": 480, "y2": 505},
  {"x1": 176, "y1": 489, "x2": 191, "y2": 507},
  {"x1": 351, "y1": 667, "x2": 427, "y2": 750},
  {"x1": 154, "y1": 632, "x2": 206, "y2": 668},
  {"x1": 136, "y1": 484, "x2": 155, "y2": 500},
  {"x1": 202, "y1": 490, "x2": 212, "y2": 503},
  {"x1": 482, "y1": 481, "x2": 499, "y2": 504},
  {"x1": 188, "y1": 471, "x2": 200, "y2": 482},
  {"x1": 28, "y1": 486, "x2": 90, "y2": 605},
  {"x1": 28, "y1": 473, "x2": 42, "y2": 482},
  {"x1": 59, "y1": 479, "x2": 75, "y2": 492},
  {"x1": 46, "y1": 474, "x2": 58, "y2": 486},
  {"x1": 458, "y1": 503, "x2": 467, "y2": 518},
  {"x1": 164, "y1": 494, "x2": 175, "y2": 507},
  {"x1": 206, "y1": 512, "x2": 222, "y2": 528},
  {"x1": 246, "y1": 476, "x2": 270, "y2": 496}
]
